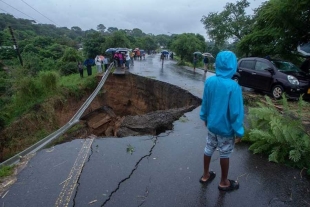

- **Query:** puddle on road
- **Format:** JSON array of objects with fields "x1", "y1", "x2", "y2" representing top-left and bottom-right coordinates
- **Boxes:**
[{"x1": 69, "y1": 73, "x2": 201, "y2": 139}]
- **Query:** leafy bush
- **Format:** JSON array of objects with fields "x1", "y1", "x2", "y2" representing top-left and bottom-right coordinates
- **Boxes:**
[
  {"x1": 59, "y1": 62, "x2": 78, "y2": 76},
  {"x1": 0, "y1": 115, "x2": 5, "y2": 131},
  {"x1": 245, "y1": 96, "x2": 310, "y2": 175},
  {"x1": 22, "y1": 52, "x2": 43, "y2": 75},
  {"x1": 38, "y1": 71, "x2": 58, "y2": 94},
  {"x1": 0, "y1": 70, "x2": 9, "y2": 95},
  {"x1": 17, "y1": 77, "x2": 43, "y2": 101},
  {"x1": 7, "y1": 73, "x2": 58, "y2": 120},
  {"x1": 61, "y1": 47, "x2": 82, "y2": 62},
  {"x1": 41, "y1": 58, "x2": 58, "y2": 71}
]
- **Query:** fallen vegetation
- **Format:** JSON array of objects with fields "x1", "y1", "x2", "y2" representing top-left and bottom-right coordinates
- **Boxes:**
[{"x1": 243, "y1": 94, "x2": 310, "y2": 176}]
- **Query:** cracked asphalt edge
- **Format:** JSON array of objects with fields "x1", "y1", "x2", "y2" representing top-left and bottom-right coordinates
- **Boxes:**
[{"x1": 100, "y1": 134, "x2": 163, "y2": 207}]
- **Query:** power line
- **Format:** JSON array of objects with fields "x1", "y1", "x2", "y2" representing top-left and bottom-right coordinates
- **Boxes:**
[
  {"x1": 20, "y1": 0, "x2": 56, "y2": 24},
  {"x1": 0, "y1": 7, "x2": 9, "y2": 13},
  {"x1": 0, "y1": 0, "x2": 36, "y2": 21}
]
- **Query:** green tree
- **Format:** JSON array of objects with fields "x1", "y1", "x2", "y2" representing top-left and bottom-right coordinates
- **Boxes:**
[
  {"x1": 107, "y1": 27, "x2": 118, "y2": 34},
  {"x1": 103, "y1": 31, "x2": 131, "y2": 49},
  {"x1": 47, "y1": 43, "x2": 65, "y2": 60},
  {"x1": 23, "y1": 43, "x2": 40, "y2": 54},
  {"x1": 155, "y1": 34, "x2": 171, "y2": 48},
  {"x1": 97, "y1": 24, "x2": 106, "y2": 33},
  {"x1": 131, "y1": 28, "x2": 144, "y2": 38},
  {"x1": 170, "y1": 33, "x2": 205, "y2": 62},
  {"x1": 82, "y1": 32, "x2": 106, "y2": 58},
  {"x1": 61, "y1": 47, "x2": 82, "y2": 62},
  {"x1": 0, "y1": 29, "x2": 16, "y2": 59},
  {"x1": 201, "y1": 0, "x2": 253, "y2": 46},
  {"x1": 58, "y1": 47, "x2": 82, "y2": 75},
  {"x1": 238, "y1": 0, "x2": 310, "y2": 60},
  {"x1": 71, "y1": 26, "x2": 82, "y2": 32},
  {"x1": 141, "y1": 36, "x2": 157, "y2": 53},
  {"x1": 71, "y1": 26, "x2": 83, "y2": 36}
]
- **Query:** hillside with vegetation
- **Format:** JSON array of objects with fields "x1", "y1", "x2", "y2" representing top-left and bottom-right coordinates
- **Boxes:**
[{"x1": 0, "y1": 13, "x2": 176, "y2": 161}]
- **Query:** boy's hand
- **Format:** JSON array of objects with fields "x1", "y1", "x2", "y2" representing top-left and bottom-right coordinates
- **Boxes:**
[{"x1": 235, "y1": 137, "x2": 242, "y2": 144}]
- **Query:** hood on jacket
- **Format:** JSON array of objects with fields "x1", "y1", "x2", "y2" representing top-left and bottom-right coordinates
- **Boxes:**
[{"x1": 215, "y1": 51, "x2": 237, "y2": 79}]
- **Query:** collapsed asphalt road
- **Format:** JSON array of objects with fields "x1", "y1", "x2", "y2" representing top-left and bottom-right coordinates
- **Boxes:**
[{"x1": 1, "y1": 55, "x2": 309, "y2": 207}]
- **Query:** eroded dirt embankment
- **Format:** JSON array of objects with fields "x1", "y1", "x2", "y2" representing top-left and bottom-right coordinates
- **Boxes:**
[
  {"x1": 0, "y1": 73, "x2": 201, "y2": 162},
  {"x1": 80, "y1": 73, "x2": 201, "y2": 137}
]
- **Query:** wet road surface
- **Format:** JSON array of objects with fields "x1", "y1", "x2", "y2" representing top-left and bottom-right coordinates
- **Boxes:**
[{"x1": 1, "y1": 54, "x2": 310, "y2": 207}]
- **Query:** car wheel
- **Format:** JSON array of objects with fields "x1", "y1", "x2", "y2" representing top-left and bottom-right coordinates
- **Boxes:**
[
  {"x1": 232, "y1": 76, "x2": 239, "y2": 83},
  {"x1": 272, "y1": 85, "x2": 283, "y2": 99}
]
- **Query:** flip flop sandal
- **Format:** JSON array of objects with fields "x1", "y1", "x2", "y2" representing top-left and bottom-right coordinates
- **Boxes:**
[
  {"x1": 218, "y1": 179, "x2": 239, "y2": 191},
  {"x1": 199, "y1": 171, "x2": 216, "y2": 184}
]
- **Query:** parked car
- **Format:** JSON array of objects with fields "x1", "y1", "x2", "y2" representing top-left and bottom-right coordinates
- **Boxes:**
[{"x1": 232, "y1": 57, "x2": 310, "y2": 99}]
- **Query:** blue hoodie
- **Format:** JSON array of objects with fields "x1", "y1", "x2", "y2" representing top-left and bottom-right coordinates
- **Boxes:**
[{"x1": 200, "y1": 51, "x2": 244, "y2": 137}]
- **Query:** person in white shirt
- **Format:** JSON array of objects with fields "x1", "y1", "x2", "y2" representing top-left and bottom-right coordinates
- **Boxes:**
[
  {"x1": 125, "y1": 51, "x2": 131, "y2": 69},
  {"x1": 95, "y1": 56, "x2": 103, "y2": 73}
]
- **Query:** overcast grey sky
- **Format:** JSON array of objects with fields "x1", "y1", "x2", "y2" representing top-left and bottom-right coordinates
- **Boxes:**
[{"x1": 0, "y1": 0, "x2": 265, "y2": 38}]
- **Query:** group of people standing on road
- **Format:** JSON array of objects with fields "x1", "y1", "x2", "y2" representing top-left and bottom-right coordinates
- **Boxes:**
[
  {"x1": 78, "y1": 56, "x2": 110, "y2": 78},
  {"x1": 113, "y1": 50, "x2": 133, "y2": 69},
  {"x1": 112, "y1": 49, "x2": 149, "y2": 69},
  {"x1": 77, "y1": 48, "x2": 154, "y2": 78}
]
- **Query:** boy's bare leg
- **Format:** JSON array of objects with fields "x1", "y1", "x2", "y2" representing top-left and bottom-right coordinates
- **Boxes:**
[
  {"x1": 219, "y1": 158, "x2": 230, "y2": 186},
  {"x1": 201, "y1": 154, "x2": 211, "y2": 181}
]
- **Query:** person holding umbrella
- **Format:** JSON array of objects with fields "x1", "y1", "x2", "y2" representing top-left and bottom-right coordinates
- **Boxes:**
[
  {"x1": 193, "y1": 54, "x2": 198, "y2": 72},
  {"x1": 203, "y1": 56, "x2": 209, "y2": 73},
  {"x1": 160, "y1": 52, "x2": 165, "y2": 68},
  {"x1": 83, "y1": 58, "x2": 94, "y2": 76}
]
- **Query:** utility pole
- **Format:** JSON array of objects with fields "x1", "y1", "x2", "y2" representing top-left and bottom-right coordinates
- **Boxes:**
[{"x1": 8, "y1": 26, "x2": 23, "y2": 66}]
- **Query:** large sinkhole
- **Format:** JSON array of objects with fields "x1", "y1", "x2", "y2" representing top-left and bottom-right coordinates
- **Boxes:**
[{"x1": 79, "y1": 73, "x2": 201, "y2": 138}]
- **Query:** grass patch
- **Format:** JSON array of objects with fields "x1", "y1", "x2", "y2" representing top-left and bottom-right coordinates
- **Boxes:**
[
  {"x1": 0, "y1": 165, "x2": 14, "y2": 178},
  {"x1": 59, "y1": 66, "x2": 98, "y2": 94}
]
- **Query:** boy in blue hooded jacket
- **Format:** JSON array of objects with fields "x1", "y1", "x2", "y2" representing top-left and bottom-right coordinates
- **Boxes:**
[{"x1": 199, "y1": 51, "x2": 244, "y2": 191}]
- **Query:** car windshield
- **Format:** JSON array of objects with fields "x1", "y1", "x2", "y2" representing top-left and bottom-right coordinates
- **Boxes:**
[{"x1": 271, "y1": 61, "x2": 301, "y2": 72}]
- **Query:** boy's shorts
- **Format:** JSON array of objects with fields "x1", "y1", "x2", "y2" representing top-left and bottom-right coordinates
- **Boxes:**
[{"x1": 204, "y1": 131, "x2": 235, "y2": 158}]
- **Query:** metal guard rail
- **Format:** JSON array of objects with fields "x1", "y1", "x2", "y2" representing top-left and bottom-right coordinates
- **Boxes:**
[{"x1": 0, "y1": 62, "x2": 115, "y2": 167}]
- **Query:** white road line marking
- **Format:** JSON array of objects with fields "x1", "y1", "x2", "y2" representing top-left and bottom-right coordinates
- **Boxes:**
[{"x1": 55, "y1": 138, "x2": 94, "y2": 207}]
